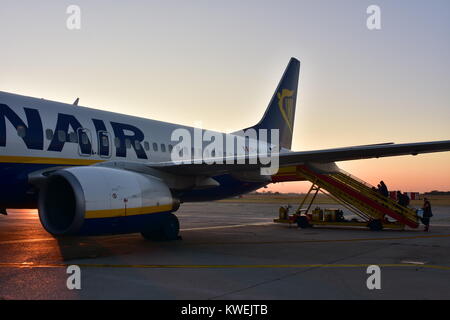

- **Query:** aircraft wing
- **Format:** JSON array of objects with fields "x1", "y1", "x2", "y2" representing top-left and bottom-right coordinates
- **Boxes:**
[{"x1": 148, "y1": 140, "x2": 450, "y2": 176}]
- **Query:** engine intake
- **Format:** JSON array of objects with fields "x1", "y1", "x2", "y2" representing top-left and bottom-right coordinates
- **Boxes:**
[{"x1": 38, "y1": 166, "x2": 177, "y2": 236}]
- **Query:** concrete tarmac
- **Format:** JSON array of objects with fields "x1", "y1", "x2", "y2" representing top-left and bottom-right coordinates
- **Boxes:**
[{"x1": 1, "y1": 202, "x2": 450, "y2": 300}]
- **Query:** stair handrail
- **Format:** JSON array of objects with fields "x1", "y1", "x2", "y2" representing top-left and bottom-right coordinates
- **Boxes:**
[{"x1": 334, "y1": 169, "x2": 419, "y2": 222}]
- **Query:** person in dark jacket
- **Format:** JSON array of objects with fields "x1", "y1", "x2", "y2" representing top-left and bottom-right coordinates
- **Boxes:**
[
  {"x1": 397, "y1": 191, "x2": 406, "y2": 206},
  {"x1": 377, "y1": 184, "x2": 382, "y2": 195},
  {"x1": 379, "y1": 181, "x2": 389, "y2": 198},
  {"x1": 403, "y1": 192, "x2": 410, "y2": 207},
  {"x1": 422, "y1": 198, "x2": 433, "y2": 232}
]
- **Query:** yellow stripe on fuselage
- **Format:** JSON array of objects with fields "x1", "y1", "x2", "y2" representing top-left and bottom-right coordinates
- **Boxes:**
[
  {"x1": 0, "y1": 155, "x2": 104, "y2": 166},
  {"x1": 85, "y1": 204, "x2": 173, "y2": 219}
]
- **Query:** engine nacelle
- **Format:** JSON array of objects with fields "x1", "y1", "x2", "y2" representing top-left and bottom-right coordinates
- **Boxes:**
[{"x1": 38, "y1": 166, "x2": 178, "y2": 236}]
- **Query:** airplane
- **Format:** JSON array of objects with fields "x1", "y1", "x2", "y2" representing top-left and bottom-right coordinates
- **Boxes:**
[{"x1": 1, "y1": 57, "x2": 449, "y2": 240}]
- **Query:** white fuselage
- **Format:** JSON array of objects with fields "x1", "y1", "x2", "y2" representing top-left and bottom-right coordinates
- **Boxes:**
[{"x1": 0, "y1": 91, "x2": 274, "y2": 208}]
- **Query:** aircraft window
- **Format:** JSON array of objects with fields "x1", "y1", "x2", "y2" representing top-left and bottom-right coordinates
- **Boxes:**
[
  {"x1": 144, "y1": 141, "x2": 150, "y2": 151},
  {"x1": 16, "y1": 125, "x2": 26, "y2": 138},
  {"x1": 45, "y1": 129, "x2": 53, "y2": 140},
  {"x1": 168, "y1": 144, "x2": 173, "y2": 152},
  {"x1": 114, "y1": 138, "x2": 121, "y2": 148},
  {"x1": 161, "y1": 144, "x2": 166, "y2": 152},
  {"x1": 135, "y1": 140, "x2": 141, "y2": 150},
  {"x1": 125, "y1": 139, "x2": 131, "y2": 149},
  {"x1": 57, "y1": 130, "x2": 66, "y2": 142},
  {"x1": 153, "y1": 143, "x2": 158, "y2": 151},
  {"x1": 69, "y1": 132, "x2": 78, "y2": 143},
  {"x1": 101, "y1": 135, "x2": 109, "y2": 147},
  {"x1": 81, "y1": 133, "x2": 89, "y2": 145}
]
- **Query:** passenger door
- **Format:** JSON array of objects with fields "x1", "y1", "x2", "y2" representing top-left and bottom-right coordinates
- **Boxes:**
[
  {"x1": 77, "y1": 128, "x2": 93, "y2": 156},
  {"x1": 97, "y1": 131, "x2": 111, "y2": 158}
]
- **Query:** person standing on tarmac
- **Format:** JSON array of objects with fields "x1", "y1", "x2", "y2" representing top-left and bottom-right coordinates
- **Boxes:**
[{"x1": 422, "y1": 198, "x2": 433, "y2": 232}]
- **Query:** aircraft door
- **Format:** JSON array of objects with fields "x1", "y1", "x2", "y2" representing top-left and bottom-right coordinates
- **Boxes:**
[
  {"x1": 98, "y1": 131, "x2": 111, "y2": 158},
  {"x1": 77, "y1": 128, "x2": 93, "y2": 156}
]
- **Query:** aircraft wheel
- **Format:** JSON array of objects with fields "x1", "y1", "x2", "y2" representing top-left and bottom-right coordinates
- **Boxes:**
[
  {"x1": 161, "y1": 213, "x2": 180, "y2": 240},
  {"x1": 368, "y1": 219, "x2": 383, "y2": 231},
  {"x1": 141, "y1": 213, "x2": 180, "y2": 241},
  {"x1": 297, "y1": 216, "x2": 311, "y2": 229}
]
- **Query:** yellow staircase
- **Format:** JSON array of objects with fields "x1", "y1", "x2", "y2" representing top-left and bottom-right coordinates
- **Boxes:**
[
  {"x1": 273, "y1": 165, "x2": 419, "y2": 229},
  {"x1": 331, "y1": 170, "x2": 419, "y2": 226}
]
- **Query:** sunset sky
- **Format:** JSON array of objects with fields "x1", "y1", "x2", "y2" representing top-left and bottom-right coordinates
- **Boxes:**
[{"x1": 1, "y1": 0, "x2": 449, "y2": 193}]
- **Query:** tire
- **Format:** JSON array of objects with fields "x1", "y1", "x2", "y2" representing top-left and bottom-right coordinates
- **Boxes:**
[
  {"x1": 141, "y1": 213, "x2": 180, "y2": 241},
  {"x1": 161, "y1": 213, "x2": 180, "y2": 240},
  {"x1": 368, "y1": 219, "x2": 383, "y2": 231},
  {"x1": 297, "y1": 216, "x2": 311, "y2": 229}
]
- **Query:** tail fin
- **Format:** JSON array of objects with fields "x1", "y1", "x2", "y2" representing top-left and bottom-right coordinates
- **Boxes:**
[{"x1": 247, "y1": 57, "x2": 300, "y2": 150}]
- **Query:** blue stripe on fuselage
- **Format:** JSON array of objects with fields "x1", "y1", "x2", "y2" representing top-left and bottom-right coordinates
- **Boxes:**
[
  {"x1": 79, "y1": 211, "x2": 173, "y2": 235},
  {"x1": 0, "y1": 162, "x2": 266, "y2": 208}
]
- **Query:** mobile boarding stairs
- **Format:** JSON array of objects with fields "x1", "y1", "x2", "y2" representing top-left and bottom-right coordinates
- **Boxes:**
[{"x1": 272, "y1": 163, "x2": 420, "y2": 231}]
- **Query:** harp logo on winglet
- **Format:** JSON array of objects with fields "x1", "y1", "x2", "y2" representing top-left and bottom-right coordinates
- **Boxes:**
[{"x1": 277, "y1": 89, "x2": 295, "y2": 133}]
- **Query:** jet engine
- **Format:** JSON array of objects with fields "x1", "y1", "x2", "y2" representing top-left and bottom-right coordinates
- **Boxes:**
[{"x1": 38, "y1": 166, "x2": 180, "y2": 238}]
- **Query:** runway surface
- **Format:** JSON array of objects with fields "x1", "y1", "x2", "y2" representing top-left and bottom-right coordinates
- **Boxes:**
[{"x1": 1, "y1": 202, "x2": 450, "y2": 299}]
